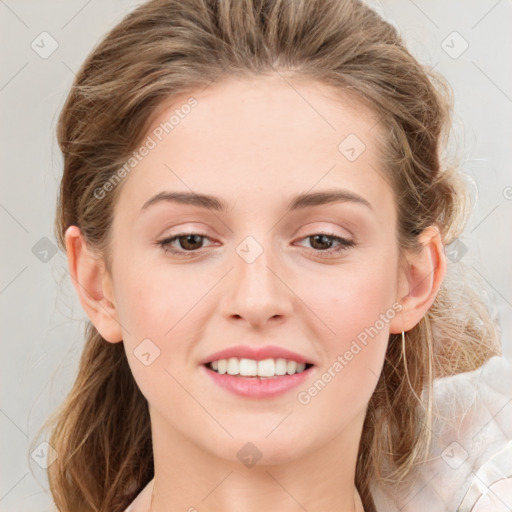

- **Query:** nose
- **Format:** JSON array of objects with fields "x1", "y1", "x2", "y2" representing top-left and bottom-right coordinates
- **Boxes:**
[{"x1": 220, "y1": 243, "x2": 294, "y2": 328}]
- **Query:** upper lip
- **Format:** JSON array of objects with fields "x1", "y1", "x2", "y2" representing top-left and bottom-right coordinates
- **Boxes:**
[{"x1": 201, "y1": 345, "x2": 315, "y2": 366}]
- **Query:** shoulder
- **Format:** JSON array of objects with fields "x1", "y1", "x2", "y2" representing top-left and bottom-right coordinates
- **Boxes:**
[
  {"x1": 123, "y1": 478, "x2": 154, "y2": 512},
  {"x1": 371, "y1": 355, "x2": 512, "y2": 511}
]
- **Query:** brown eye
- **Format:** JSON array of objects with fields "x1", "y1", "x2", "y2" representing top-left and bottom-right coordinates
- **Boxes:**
[
  {"x1": 157, "y1": 232, "x2": 214, "y2": 255},
  {"x1": 296, "y1": 232, "x2": 355, "y2": 256},
  {"x1": 174, "y1": 234, "x2": 205, "y2": 251},
  {"x1": 309, "y1": 234, "x2": 337, "y2": 250}
]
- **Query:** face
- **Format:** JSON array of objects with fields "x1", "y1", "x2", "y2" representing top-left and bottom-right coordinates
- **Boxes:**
[{"x1": 106, "y1": 74, "x2": 404, "y2": 465}]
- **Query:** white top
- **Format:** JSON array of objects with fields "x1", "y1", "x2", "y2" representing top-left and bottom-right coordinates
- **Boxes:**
[
  {"x1": 124, "y1": 355, "x2": 512, "y2": 512},
  {"x1": 371, "y1": 355, "x2": 512, "y2": 511}
]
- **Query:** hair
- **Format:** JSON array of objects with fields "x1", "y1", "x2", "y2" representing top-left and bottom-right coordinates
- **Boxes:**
[{"x1": 30, "y1": 0, "x2": 502, "y2": 511}]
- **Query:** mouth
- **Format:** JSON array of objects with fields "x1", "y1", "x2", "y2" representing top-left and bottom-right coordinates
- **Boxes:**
[
  {"x1": 204, "y1": 358, "x2": 315, "y2": 379},
  {"x1": 202, "y1": 358, "x2": 315, "y2": 398}
]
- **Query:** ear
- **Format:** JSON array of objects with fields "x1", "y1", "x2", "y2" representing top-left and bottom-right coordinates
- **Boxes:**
[
  {"x1": 64, "y1": 225, "x2": 123, "y2": 343},
  {"x1": 389, "y1": 225, "x2": 447, "y2": 334}
]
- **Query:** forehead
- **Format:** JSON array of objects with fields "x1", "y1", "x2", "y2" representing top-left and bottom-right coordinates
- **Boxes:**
[
  {"x1": 114, "y1": 73, "x2": 392, "y2": 220},
  {"x1": 150, "y1": 73, "x2": 383, "y2": 158}
]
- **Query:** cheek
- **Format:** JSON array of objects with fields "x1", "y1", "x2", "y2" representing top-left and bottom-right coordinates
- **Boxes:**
[
  {"x1": 114, "y1": 259, "x2": 208, "y2": 340},
  {"x1": 301, "y1": 258, "x2": 397, "y2": 394},
  {"x1": 296, "y1": 272, "x2": 393, "y2": 421},
  {"x1": 309, "y1": 255, "x2": 399, "y2": 335},
  {"x1": 112, "y1": 260, "x2": 213, "y2": 389}
]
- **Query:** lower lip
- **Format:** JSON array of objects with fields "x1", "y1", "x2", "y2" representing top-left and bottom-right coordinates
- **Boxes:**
[{"x1": 201, "y1": 364, "x2": 314, "y2": 399}]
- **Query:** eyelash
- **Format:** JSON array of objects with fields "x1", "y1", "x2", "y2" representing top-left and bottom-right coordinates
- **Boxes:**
[{"x1": 156, "y1": 231, "x2": 356, "y2": 258}]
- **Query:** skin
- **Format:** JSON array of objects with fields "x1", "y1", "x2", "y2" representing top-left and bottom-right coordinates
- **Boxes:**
[{"x1": 65, "y1": 73, "x2": 446, "y2": 512}]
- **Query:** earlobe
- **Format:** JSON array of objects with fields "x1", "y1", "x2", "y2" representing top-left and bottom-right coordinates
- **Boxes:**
[
  {"x1": 389, "y1": 225, "x2": 447, "y2": 334},
  {"x1": 64, "y1": 225, "x2": 123, "y2": 343}
]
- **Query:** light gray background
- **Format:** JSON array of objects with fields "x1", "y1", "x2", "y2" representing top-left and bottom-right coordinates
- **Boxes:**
[{"x1": 1, "y1": 1, "x2": 511, "y2": 510}]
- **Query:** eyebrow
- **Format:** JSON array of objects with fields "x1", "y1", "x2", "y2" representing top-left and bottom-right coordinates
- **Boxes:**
[{"x1": 141, "y1": 189, "x2": 373, "y2": 213}]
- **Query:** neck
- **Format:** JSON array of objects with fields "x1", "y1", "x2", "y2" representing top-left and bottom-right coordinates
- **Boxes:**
[
  {"x1": 149, "y1": 478, "x2": 365, "y2": 512},
  {"x1": 147, "y1": 406, "x2": 368, "y2": 512}
]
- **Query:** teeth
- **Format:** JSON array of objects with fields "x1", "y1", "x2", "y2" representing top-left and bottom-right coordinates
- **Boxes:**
[
  {"x1": 239, "y1": 358, "x2": 257, "y2": 376},
  {"x1": 208, "y1": 357, "x2": 308, "y2": 377},
  {"x1": 275, "y1": 358, "x2": 288, "y2": 375}
]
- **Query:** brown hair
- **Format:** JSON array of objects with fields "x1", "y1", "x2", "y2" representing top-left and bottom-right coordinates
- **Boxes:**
[{"x1": 30, "y1": 0, "x2": 501, "y2": 510}]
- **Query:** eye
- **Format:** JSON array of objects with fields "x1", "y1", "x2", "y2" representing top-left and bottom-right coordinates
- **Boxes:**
[
  {"x1": 295, "y1": 232, "x2": 355, "y2": 257},
  {"x1": 156, "y1": 232, "x2": 214, "y2": 256},
  {"x1": 156, "y1": 231, "x2": 356, "y2": 258}
]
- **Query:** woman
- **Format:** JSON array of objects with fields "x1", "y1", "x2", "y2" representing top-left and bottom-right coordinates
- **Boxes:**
[{"x1": 32, "y1": 0, "x2": 512, "y2": 510}]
